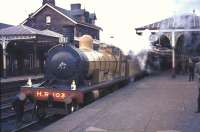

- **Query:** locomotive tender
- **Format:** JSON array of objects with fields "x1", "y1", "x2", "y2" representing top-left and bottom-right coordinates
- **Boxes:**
[{"x1": 15, "y1": 35, "x2": 142, "y2": 119}]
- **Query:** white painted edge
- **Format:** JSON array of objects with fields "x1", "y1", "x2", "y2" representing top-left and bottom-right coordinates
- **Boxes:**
[{"x1": 136, "y1": 28, "x2": 200, "y2": 33}]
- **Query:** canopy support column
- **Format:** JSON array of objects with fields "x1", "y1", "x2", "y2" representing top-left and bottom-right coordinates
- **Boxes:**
[
  {"x1": 1, "y1": 38, "x2": 9, "y2": 78},
  {"x1": 172, "y1": 32, "x2": 176, "y2": 78},
  {"x1": 33, "y1": 40, "x2": 38, "y2": 75}
]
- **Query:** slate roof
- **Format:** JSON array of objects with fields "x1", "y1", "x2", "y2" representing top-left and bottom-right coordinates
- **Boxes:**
[
  {"x1": 0, "y1": 23, "x2": 13, "y2": 29},
  {"x1": 0, "y1": 25, "x2": 63, "y2": 38},
  {"x1": 53, "y1": 6, "x2": 72, "y2": 17},
  {"x1": 53, "y1": 5, "x2": 101, "y2": 30},
  {"x1": 135, "y1": 13, "x2": 200, "y2": 31},
  {"x1": 22, "y1": 4, "x2": 102, "y2": 30}
]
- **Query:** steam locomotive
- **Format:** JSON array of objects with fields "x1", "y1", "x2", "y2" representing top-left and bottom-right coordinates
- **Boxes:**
[{"x1": 13, "y1": 35, "x2": 144, "y2": 120}]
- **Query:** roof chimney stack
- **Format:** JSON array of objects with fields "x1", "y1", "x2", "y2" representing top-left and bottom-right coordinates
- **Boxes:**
[
  {"x1": 42, "y1": 0, "x2": 55, "y2": 6},
  {"x1": 71, "y1": 4, "x2": 81, "y2": 10}
]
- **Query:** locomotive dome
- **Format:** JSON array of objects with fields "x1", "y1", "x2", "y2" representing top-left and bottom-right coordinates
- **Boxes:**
[{"x1": 79, "y1": 35, "x2": 93, "y2": 50}]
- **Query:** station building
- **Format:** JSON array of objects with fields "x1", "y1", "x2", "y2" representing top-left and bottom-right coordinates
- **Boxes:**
[
  {"x1": 135, "y1": 11, "x2": 200, "y2": 74},
  {"x1": 0, "y1": 0, "x2": 101, "y2": 78},
  {"x1": 22, "y1": 0, "x2": 101, "y2": 45}
]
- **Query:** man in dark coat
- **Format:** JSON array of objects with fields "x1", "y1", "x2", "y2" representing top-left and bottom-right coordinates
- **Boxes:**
[
  {"x1": 12, "y1": 93, "x2": 26, "y2": 122},
  {"x1": 188, "y1": 58, "x2": 195, "y2": 81},
  {"x1": 195, "y1": 61, "x2": 200, "y2": 113}
]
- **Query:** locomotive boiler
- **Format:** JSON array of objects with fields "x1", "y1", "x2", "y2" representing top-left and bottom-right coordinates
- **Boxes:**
[
  {"x1": 13, "y1": 35, "x2": 139, "y2": 120},
  {"x1": 45, "y1": 35, "x2": 123, "y2": 86}
]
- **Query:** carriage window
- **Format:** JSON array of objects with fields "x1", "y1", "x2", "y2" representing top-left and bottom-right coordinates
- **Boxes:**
[{"x1": 46, "y1": 16, "x2": 51, "y2": 24}]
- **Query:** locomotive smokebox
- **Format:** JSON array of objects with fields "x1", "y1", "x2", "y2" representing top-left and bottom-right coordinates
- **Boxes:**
[{"x1": 45, "y1": 45, "x2": 88, "y2": 81}]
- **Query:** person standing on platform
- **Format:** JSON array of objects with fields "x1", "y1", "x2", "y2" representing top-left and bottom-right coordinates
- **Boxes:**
[
  {"x1": 195, "y1": 60, "x2": 200, "y2": 113},
  {"x1": 12, "y1": 93, "x2": 26, "y2": 124},
  {"x1": 188, "y1": 58, "x2": 195, "y2": 81}
]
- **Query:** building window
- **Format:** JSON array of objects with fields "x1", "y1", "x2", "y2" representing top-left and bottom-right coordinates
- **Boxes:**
[{"x1": 46, "y1": 16, "x2": 51, "y2": 24}]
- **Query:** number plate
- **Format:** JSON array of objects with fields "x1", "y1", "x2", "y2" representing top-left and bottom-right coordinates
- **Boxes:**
[{"x1": 35, "y1": 90, "x2": 66, "y2": 100}]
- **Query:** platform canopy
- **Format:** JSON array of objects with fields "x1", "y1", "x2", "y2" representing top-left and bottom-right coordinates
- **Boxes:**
[
  {"x1": 135, "y1": 12, "x2": 200, "y2": 76},
  {"x1": 0, "y1": 25, "x2": 65, "y2": 78},
  {"x1": 135, "y1": 13, "x2": 200, "y2": 33},
  {"x1": 0, "y1": 25, "x2": 64, "y2": 43}
]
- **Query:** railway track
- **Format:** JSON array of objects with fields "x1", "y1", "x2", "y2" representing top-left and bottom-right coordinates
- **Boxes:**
[
  {"x1": 1, "y1": 99, "x2": 34, "y2": 120},
  {"x1": 1, "y1": 92, "x2": 17, "y2": 104},
  {"x1": 1, "y1": 107, "x2": 33, "y2": 121},
  {"x1": 12, "y1": 120, "x2": 39, "y2": 132},
  {"x1": 1, "y1": 105, "x2": 64, "y2": 132},
  {"x1": 0, "y1": 103, "x2": 12, "y2": 110}
]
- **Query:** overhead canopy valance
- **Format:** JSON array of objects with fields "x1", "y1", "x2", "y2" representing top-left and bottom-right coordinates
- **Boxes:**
[
  {"x1": 135, "y1": 13, "x2": 200, "y2": 33},
  {"x1": 0, "y1": 25, "x2": 64, "y2": 43}
]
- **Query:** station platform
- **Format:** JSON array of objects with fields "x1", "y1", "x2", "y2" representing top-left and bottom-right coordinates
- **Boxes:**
[
  {"x1": 0, "y1": 74, "x2": 44, "y2": 83},
  {"x1": 41, "y1": 73, "x2": 200, "y2": 132},
  {"x1": 0, "y1": 74, "x2": 44, "y2": 95}
]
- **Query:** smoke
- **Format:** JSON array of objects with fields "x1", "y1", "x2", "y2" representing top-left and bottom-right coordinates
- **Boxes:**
[
  {"x1": 127, "y1": 29, "x2": 161, "y2": 74},
  {"x1": 136, "y1": 50, "x2": 149, "y2": 71},
  {"x1": 133, "y1": 30, "x2": 151, "y2": 70}
]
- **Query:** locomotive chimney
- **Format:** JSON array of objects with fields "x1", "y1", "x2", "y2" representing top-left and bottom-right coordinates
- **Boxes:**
[{"x1": 79, "y1": 35, "x2": 93, "y2": 51}]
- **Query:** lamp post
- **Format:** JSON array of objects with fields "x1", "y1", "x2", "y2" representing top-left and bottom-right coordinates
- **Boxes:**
[
  {"x1": 172, "y1": 31, "x2": 176, "y2": 78},
  {"x1": 1, "y1": 37, "x2": 8, "y2": 78}
]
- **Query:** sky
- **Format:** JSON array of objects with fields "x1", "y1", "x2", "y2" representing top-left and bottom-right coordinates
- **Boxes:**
[{"x1": 0, "y1": 0, "x2": 200, "y2": 54}]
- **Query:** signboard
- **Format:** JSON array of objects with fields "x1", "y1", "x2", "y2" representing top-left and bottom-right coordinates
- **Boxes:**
[{"x1": 34, "y1": 90, "x2": 68, "y2": 101}]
